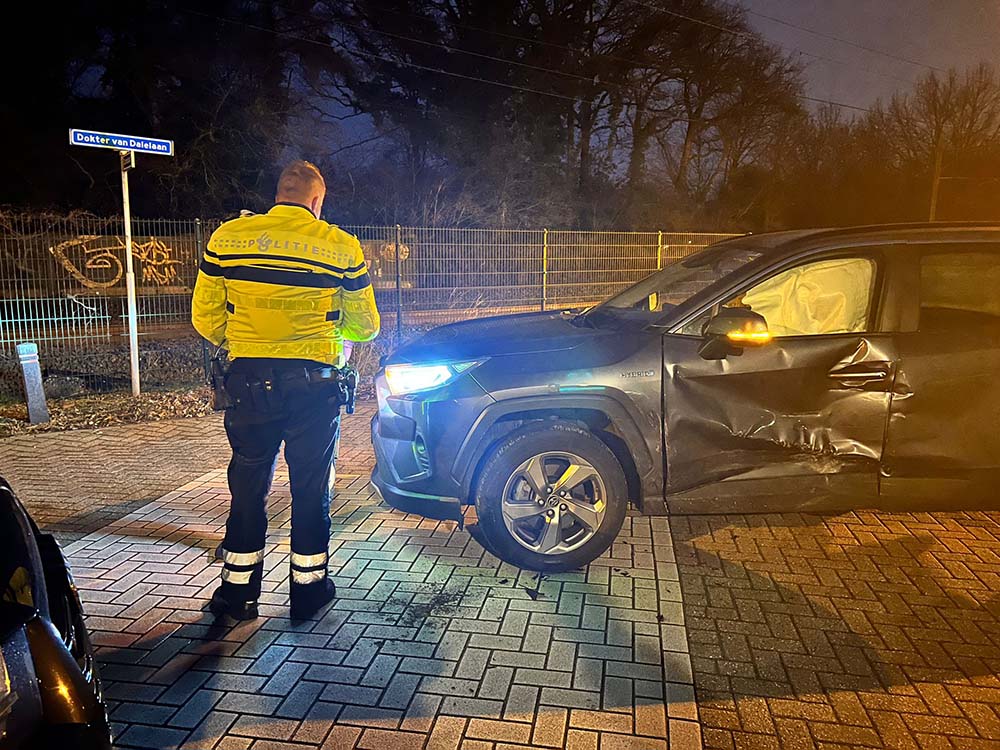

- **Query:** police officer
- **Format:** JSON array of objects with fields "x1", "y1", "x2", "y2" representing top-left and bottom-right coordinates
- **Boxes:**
[{"x1": 192, "y1": 160, "x2": 379, "y2": 621}]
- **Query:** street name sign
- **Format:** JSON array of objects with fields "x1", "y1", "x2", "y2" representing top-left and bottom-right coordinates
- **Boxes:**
[{"x1": 69, "y1": 128, "x2": 174, "y2": 156}]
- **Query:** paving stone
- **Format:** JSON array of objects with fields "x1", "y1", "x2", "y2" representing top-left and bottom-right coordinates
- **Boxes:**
[
  {"x1": 168, "y1": 689, "x2": 225, "y2": 729},
  {"x1": 338, "y1": 704, "x2": 403, "y2": 729},
  {"x1": 427, "y1": 716, "x2": 466, "y2": 750},
  {"x1": 440, "y1": 696, "x2": 504, "y2": 719},
  {"x1": 531, "y1": 707, "x2": 568, "y2": 748},
  {"x1": 600, "y1": 732, "x2": 668, "y2": 750},
  {"x1": 565, "y1": 728, "x2": 599, "y2": 750},
  {"x1": 379, "y1": 672, "x2": 421, "y2": 710},
  {"x1": 357, "y1": 728, "x2": 426, "y2": 750},
  {"x1": 180, "y1": 711, "x2": 239, "y2": 750},
  {"x1": 467, "y1": 717, "x2": 532, "y2": 744},
  {"x1": 276, "y1": 680, "x2": 324, "y2": 720},
  {"x1": 112, "y1": 702, "x2": 176, "y2": 725},
  {"x1": 399, "y1": 692, "x2": 441, "y2": 733},
  {"x1": 118, "y1": 724, "x2": 189, "y2": 750},
  {"x1": 229, "y1": 714, "x2": 299, "y2": 740},
  {"x1": 539, "y1": 687, "x2": 601, "y2": 711},
  {"x1": 215, "y1": 692, "x2": 282, "y2": 716},
  {"x1": 569, "y1": 708, "x2": 633, "y2": 734},
  {"x1": 321, "y1": 725, "x2": 363, "y2": 749},
  {"x1": 503, "y1": 684, "x2": 539, "y2": 722}
]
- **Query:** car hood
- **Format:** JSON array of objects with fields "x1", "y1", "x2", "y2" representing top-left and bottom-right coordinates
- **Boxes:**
[{"x1": 385, "y1": 311, "x2": 599, "y2": 364}]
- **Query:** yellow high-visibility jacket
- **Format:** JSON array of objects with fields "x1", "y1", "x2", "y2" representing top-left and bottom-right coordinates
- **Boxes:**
[{"x1": 191, "y1": 204, "x2": 380, "y2": 365}]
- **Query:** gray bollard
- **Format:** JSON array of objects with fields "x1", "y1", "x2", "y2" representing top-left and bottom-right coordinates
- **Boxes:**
[{"x1": 16, "y1": 343, "x2": 50, "y2": 425}]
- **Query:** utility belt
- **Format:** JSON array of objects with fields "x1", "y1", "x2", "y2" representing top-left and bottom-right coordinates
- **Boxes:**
[{"x1": 211, "y1": 356, "x2": 357, "y2": 414}]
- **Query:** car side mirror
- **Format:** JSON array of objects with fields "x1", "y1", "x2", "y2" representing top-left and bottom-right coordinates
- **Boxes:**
[{"x1": 698, "y1": 308, "x2": 771, "y2": 360}]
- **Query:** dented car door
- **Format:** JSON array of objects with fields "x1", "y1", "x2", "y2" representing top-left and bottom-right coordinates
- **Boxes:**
[{"x1": 661, "y1": 251, "x2": 896, "y2": 512}]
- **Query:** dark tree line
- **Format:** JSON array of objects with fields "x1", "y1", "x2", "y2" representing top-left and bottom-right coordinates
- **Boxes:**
[{"x1": 3, "y1": 1, "x2": 1000, "y2": 231}]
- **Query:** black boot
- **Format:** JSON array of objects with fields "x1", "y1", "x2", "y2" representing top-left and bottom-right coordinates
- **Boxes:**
[
  {"x1": 208, "y1": 586, "x2": 259, "y2": 621},
  {"x1": 290, "y1": 579, "x2": 337, "y2": 621}
]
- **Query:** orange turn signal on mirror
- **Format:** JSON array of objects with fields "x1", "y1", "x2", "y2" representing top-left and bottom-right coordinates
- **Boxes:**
[{"x1": 726, "y1": 330, "x2": 772, "y2": 344}]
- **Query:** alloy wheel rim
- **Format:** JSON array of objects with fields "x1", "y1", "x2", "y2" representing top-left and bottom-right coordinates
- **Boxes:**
[{"x1": 500, "y1": 451, "x2": 607, "y2": 556}]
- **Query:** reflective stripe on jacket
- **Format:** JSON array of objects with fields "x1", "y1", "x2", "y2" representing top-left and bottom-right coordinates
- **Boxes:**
[{"x1": 191, "y1": 204, "x2": 380, "y2": 365}]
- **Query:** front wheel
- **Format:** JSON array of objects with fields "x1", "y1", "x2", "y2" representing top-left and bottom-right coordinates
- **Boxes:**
[{"x1": 474, "y1": 421, "x2": 627, "y2": 572}]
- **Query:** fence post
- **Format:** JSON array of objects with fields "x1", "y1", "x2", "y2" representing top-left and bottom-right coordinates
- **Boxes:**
[
  {"x1": 195, "y1": 218, "x2": 211, "y2": 382},
  {"x1": 656, "y1": 230, "x2": 663, "y2": 270},
  {"x1": 394, "y1": 224, "x2": 403, "y2": 344},
  {"x1": 541, "y1": 228, "x2": 549, "y2": 311}
]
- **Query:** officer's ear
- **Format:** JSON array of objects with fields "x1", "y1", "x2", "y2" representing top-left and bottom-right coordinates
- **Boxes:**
[{"x1": 310, "y1": 191, "x2": 325, "y2": 218}]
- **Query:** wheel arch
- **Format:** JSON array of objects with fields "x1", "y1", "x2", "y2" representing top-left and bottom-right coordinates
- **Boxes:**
[{"x1": 453, "y1": 394, "x2": 658, "y2": 510}]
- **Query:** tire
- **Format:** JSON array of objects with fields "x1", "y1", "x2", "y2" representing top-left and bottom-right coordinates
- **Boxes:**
[
  {"x1": 474, "y1": 421, "x2": 628, "y2": 572},
  {"x1": 37, "y1": 534, "x2": 104, "y2": 703}
]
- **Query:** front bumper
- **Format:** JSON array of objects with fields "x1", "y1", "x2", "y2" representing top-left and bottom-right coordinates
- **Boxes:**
[
  {"x1": 370, "y1": 467, "x2": 464, "y2": 524},
  {"x1": 369, "y1": 370, "x2": 493, "y2": 524}
]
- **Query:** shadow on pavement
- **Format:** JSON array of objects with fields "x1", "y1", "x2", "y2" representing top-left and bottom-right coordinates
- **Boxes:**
[
  {"x1": 670, "y1": 510, "x2": 1000, "y2": 745},
  {"x1": 42, "y1": 497, "x2": 165, "y2": 545}
]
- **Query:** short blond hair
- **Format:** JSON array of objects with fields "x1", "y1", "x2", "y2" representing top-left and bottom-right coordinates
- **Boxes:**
[{"x1": 276, "y1": 160, "x2": 326, "y2": 203}]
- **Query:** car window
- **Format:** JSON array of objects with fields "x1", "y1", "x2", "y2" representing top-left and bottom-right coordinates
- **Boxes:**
[
  {"x1": 586, "y1": 242, "x2": 764, "y2": 327},
  {"x1": 680, "y1": 256, "x2": 876, "y2": 337},
  {"x1": 919, "y1": 250, "x2": 1000, "y2": 333}
]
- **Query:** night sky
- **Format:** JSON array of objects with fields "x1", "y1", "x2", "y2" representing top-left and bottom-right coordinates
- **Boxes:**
[{"x1": 744, "y1": 0, "x2": 1000, "y2": 109}]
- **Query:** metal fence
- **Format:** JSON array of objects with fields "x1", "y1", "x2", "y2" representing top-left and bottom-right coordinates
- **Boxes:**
[{"x1": 0, "y1": 213, "x2": 737, "y2": 397}]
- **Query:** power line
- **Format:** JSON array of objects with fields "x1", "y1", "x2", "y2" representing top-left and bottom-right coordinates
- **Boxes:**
[
  {"x1": 798, "y1": 94, "x2": 868, "y2": 113},
  {"x1": 338, "y1": 0, "x2": 654, "y2": 70},
  {"x1": 184, "y1": 6, "x2": 870, "y2": 115},
  {"x1": 183, "y1": 8, "x2": 583, "y2": 104},
  {"x1": 335, "y1": 12, "x2": 866, "y2": 113},
  {"x1": 302, "y1": 5, "x2": 873, "y2": 113},
  {"x1": 724, "y1": 1, "x2": 948, "y2": 75},
  {"x1": 274, "y1": 0, "x2": 875, "y2": 113},
  {"x1": 292, "y1": 11, "x2": 604, "y2": 87},
  {"x1": 629, "y1": 0, "x2": 912, "y2": 90}
]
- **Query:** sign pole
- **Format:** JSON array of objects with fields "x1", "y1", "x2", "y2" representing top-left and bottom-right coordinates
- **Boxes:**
[
  {"x1": 70, "y1": 129, "x2": 174, "y2": 397},
  {"x1": 120, "y1": 150, "x2": 140, "y2": 396}
]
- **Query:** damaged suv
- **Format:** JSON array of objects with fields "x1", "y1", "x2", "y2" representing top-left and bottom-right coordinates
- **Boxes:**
[{"x1": 371, "y1": 224, "x2": 1000, "y2": 571}]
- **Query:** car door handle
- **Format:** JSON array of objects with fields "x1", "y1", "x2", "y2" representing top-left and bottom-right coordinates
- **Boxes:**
[{"x1": 828, "y1": 363, "x2": 891, "y2": 388}]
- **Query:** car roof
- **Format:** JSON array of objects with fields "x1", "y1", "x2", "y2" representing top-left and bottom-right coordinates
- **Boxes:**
[{"x1": 713, "y1": 222, "x2": 1000, "y2": 257}]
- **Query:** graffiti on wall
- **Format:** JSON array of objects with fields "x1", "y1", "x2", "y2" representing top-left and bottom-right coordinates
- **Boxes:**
[{"x1": 48, "y1": 236, "x2": 184, "y2": 289}]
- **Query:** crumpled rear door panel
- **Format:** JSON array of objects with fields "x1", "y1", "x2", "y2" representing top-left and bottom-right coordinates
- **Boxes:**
[{"x1": 662, "y1": 334, "x2": 895, "y2": 512}]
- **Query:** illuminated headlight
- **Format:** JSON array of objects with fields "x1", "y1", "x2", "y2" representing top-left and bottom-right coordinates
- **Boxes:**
[{"x1": 383, "y1": 360, "x2": 482, "y2": 395}]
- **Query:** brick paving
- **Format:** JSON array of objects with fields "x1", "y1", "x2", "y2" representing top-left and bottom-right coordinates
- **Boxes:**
[
  {"x1": 673, "y1": 512, "x2": 1000, "y2": 750},
  {"x1": 0, "y1": 408, "x2": 374, "y2": 543},
  {"x1": 3, "y1": 408, "x2": 999, "y2": 749},
  {"x1": 77, "y1": 471, "x2": 695, "y2": 750},
  {"x1": 0, "y1": 415, "x2": 230, "y2": 542},
  {"x1": 4, "y1": 404, "x2": 697, "y2": 749}
]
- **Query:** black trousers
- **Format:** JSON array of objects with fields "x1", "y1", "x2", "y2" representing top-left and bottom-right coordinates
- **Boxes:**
[{"x1": 219, "y1": 359, "x2": 340, "y2": 604}]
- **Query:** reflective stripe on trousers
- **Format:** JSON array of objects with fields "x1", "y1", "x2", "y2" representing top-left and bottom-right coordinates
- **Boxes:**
[
  {"x1": 221, "y1": 547, "x2": 265, "y2": 590},
  {"x1": 291, "y1": 550, "x2": 328, "y2": 586},
  {"x1": 224, "y1": 548, "x2": 265, "y2": 566}
]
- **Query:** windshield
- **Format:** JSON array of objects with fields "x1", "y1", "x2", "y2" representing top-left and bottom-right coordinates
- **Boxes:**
[{"x1": 586, "y1": 242, "x2": 764, "y2": 322}]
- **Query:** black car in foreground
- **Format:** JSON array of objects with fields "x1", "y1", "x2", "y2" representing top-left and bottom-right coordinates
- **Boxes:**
[
  {"x1": 371, "y1": 224, "x2": 1000, "y2": 571},
  {"x1": 0, "y1": 478, "x2": 109, "y2": 749}
]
